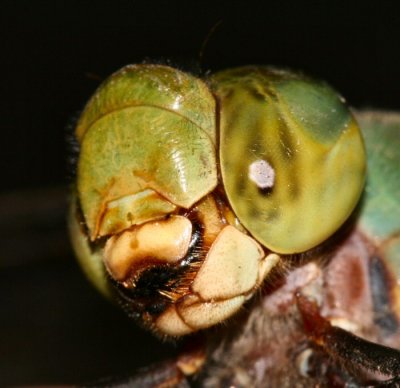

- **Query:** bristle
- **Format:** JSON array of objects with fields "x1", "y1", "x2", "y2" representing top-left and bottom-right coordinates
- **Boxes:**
[{"x1": 65, "y1": 110, "x2": 81, "y2": 183}]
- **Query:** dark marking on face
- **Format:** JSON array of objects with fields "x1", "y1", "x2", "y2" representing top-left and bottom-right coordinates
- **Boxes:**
[
  {"x1": 180, "y1": 219, "x2": 203, "y2": 267},
  {"x1": 248, "y1": 87, "x2": 267, "y2": 102},
  {"x1": 287, "y1": 183, "x2": 300, "y2": 202},
  {"x1": 259, "y1": 79, "x2": 279, "y2": 102},
  {"x1": 278, "y1": 124, "x2": 295, "y2": 161},
  {"x1": 277, "y1": 121, "x2": 300, "y2": 202},
  {"x1": 246, "y1": 202, "x2": 280, "y2": 224},
  {"x1": 234, "y1": 175, "x2": 247, "y2": 197},
  {"x1": 258, "y1": 186, "x2": 274, "y2": 196},
  {"x1": 247, "y1": 204, "x2": 260, "y2": 221},
  {"x1": 265, "y1": 208, "x2": 280, "y2": 222},
  {"x1": 111, "y1": 215, "x2": 205, "y2": 320},
  {"x1": 115, "y1": 264, "x2": 179, "y2": 316},
  {"x1": 146, "y1": 301, "x2": 168, "y2": 315}
]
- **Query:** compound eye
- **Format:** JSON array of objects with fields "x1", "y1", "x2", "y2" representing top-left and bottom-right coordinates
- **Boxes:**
[{"x1": 211, "y1": 67, "x2": 366, "y2": 254}]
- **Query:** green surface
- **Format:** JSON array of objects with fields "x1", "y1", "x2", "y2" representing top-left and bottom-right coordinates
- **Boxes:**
[
  {"x1": 357, "y1": 111, "x2": 400, "y2": 241},
  {"x1": 76, "y1": 64, "x2": 216, "y2": 144},
  {"x1": 211, "y1": 67, "x2": 366, "y2": 253},
  {"x1": 76, "y1": 65, "x2": 217, "y2": 238}
]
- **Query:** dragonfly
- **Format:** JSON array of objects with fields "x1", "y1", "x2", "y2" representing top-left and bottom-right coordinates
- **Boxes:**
[{"x1": 69, "y1": 64, "x2": 400, "y2": 387}]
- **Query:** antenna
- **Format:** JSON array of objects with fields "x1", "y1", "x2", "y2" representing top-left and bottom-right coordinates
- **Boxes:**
[{"x1": 198, "y1": 19, "x2": 223, "y2": 71}]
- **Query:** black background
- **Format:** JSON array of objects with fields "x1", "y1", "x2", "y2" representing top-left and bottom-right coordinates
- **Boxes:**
[{"x1": 1, "y1": 1, "x2": 400, "y2": 385}]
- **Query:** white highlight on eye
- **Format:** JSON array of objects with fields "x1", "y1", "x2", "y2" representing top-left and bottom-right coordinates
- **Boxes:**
[{"x1": 248, "y1": 159, "x2": 275, "y2": 189}]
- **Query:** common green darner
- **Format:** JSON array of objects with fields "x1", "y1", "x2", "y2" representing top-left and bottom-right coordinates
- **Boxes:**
[{"x1": 69, "y1": 64, "x2": 400, "y2": 386}]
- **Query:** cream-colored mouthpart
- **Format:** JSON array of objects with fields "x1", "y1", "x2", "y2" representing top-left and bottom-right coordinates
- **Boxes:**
[
  {"x1": 104, "y1": 215, "x2": 192, "y2": 281},
  {"x1": 154, "y1": 226, "x2": 281, "y2": 336}
]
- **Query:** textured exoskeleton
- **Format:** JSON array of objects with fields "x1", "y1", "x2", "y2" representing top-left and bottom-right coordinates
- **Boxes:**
[{"x1": 69, "y1": 64, "x2": 366, "y2": 336}]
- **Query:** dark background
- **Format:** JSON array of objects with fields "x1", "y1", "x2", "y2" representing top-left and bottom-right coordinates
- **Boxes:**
[{"x1": 1, "y1": 1, "x2": 399, "y2": 385}]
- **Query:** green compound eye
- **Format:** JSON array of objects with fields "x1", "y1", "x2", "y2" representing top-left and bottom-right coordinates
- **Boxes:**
[{"x1": 211, "y1": 67, "x2": 366, "y2": 254}]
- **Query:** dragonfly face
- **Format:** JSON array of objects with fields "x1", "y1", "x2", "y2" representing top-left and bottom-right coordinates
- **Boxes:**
[{"x1": 69, "y1": 64, "x2": 366, "y2": 337}]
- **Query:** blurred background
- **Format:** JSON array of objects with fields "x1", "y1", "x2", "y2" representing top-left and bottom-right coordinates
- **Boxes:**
[{"x1": 1, "y1": 1, "x2": 399, "y2": 385}]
